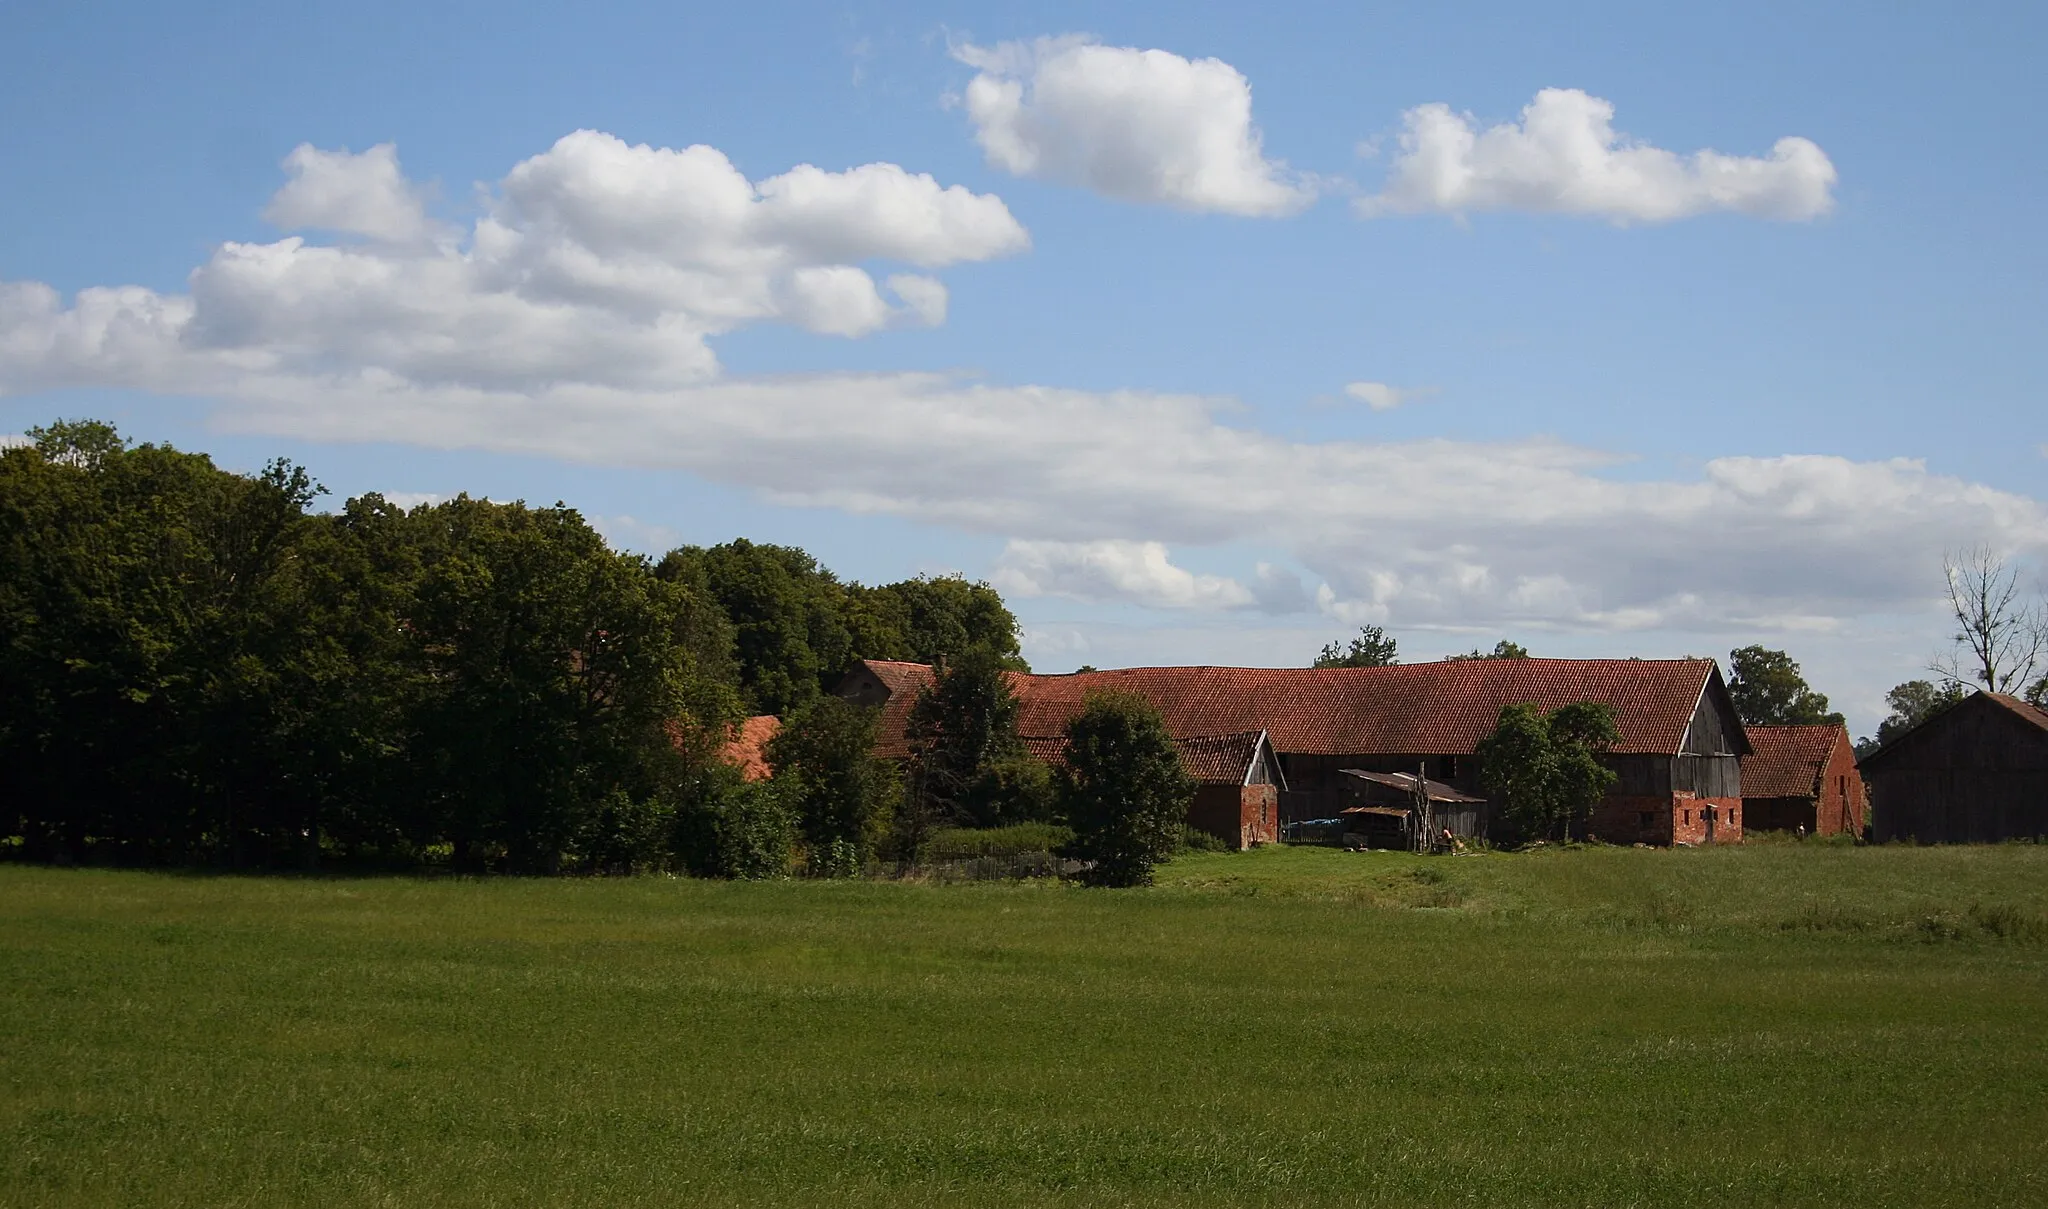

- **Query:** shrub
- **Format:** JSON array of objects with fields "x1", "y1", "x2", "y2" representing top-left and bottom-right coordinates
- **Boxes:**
[{"x1": 672, "y1": 765, "x2": 795, "y2": 879}]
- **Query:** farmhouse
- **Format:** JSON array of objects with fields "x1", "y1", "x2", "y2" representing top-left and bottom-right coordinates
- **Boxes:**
[
  {"x1": 1860, "y1": 692, "x2": 2048, "y2": 843},
  {"x1": 840, "y1": 657, "x2": 1749, "y2": 846},
  {"x1": 1741, "y1": 724, "x2": 1866, "y2": 836}
]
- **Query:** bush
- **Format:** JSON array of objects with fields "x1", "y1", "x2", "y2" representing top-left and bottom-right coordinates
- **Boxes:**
[
  {"x1": 923, "y1": 822, "x2": 1076, "y2": 861},
  {"x1": 1178, "y1": 828, "x2": 1232, "y2": 853},
  {"x1": 672, "y1": 765, "x2": 795, "y2": 879}
]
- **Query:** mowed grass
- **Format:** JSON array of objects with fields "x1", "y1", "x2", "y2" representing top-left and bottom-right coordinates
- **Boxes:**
[{"x1": 3, "y1": 845, "x2": 2047, "y2": 1207}]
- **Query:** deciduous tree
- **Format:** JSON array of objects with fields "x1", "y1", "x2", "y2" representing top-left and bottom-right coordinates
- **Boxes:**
[{"x1": 1057, "y1": 690, "x2": 1194, "y2": 887}]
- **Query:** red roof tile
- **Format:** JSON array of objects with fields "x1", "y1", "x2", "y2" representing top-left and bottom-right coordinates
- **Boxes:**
[
  {"x1": 719, "y1": 715, "x2": 782, "y2": 782},
  {"x1": 1741, "y1": 724, "x2": 1844, "y2": 799},
  {"x1": 1019, "y1": 729, "x2": 1268, "y2": 785},
  {"x1": 847, "y1": 657, "x2": 1723, "y2": 759}
]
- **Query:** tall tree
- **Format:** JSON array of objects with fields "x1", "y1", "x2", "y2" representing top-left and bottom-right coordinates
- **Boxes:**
[
  {"x1": 1314, "y1": 625, "x2": 1399, "y2": 668},
  {"x1": 767, "y1": 696, "x2": 899, "y2": 874},
  {"x1": 658, "y1": 540, "x2": 853, "y2": 716},
  {"x1": 902, "y1": 645, "x2": 1043, "y2": 834},
  {"x1": 1725, "y1": 646, "x2": 1844, "y2": 726},
  {"x1": 1056, "y1": 690, "x2": 1194, "y2": 887},
  {"x1": 1933, "y1": 547, "x2": 2045, "y2": 696},
  {"x1": 1475, "y1": 701, "x2": 1620, "y2": 843}
]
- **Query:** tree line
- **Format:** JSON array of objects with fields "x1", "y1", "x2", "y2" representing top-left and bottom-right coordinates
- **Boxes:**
[{"x1": 0, "y1": 422, "x2": 1023, "y2": 873}]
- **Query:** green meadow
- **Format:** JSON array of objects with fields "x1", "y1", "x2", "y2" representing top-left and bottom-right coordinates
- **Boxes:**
[{"x1": 4, "y1": 843, "x2": 2046, "y2": 1207}]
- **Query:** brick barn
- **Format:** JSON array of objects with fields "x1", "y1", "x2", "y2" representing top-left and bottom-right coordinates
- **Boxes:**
[
  {"x1": 840, "y1": 656, "x2": 1748, "y2": 846},
  {"x1": 1860, "y1": 692, "x2": 2048, "y2": 844},
  {"x1": 1741, "y1": 724, "x2": 1866, "y2": 836}
]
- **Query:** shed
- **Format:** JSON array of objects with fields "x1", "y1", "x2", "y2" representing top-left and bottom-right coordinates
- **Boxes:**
[
  {"x1": 1859, "y1": 692, "x2": 2048, "y2": 843},
  {"x1": 1742, "y1": 724, "x2": 1865, "y2": 836},
  {"x1": 1339, "y1": 769, "x2": 1487, "y2": 846}
]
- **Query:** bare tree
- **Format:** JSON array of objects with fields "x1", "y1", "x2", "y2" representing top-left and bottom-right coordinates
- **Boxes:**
[{"x1": 1931, "y1": 547, "x2": 2046, "y2": 695}]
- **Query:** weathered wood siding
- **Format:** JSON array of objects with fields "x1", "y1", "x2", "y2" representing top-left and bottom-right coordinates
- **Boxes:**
[{"x1": 1865, "y1": 695, "x2": 2048, "y2": 843}]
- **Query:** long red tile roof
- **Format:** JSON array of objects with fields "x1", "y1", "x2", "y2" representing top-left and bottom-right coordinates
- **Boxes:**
[
  {"x1": 1019, "y1": 729, "x2": 1268, "y2": 785},
  {"x1": 1740, "y1": 724, "x2": 1844, "y2": 799},
  {"x1": 851, "y1": 657, "x2": 1723, "y2": 759}
]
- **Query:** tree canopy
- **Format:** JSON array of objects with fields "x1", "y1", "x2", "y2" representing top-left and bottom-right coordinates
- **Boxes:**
[
  {"x1": 0, "y1": 421, "x2": 1019, "y2": 874},
  {"x1": 1725, "y1": 645, "x2": 1844, "y2": 727},
  {"x1": 1474, "y1": 701, "x2": 1620, "y2": 843},
  {"x1": 1056, "y1": 690, "x2": 1194, "y2": 887},
  {"x1": 1314, "y1": 625, "x2": 1399, "y2": 668}
]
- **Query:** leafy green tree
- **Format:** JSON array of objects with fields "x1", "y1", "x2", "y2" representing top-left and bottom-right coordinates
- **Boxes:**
[
  {"x1": 1475, "y1": 701, "x2": 1620, "y2": 843},
  {"x1": 767, "y1": 695, "x2": 898, "y2": 874},
  {"x1": 402, "y1": 497, "x2": 708, "y2": 872},
  {"x1": 1726, "y1": 646, "x2": 1844, "y2": 726},
  {"x1": 1056, "y1": 690, "x2": 1195, "y2": 887},
  {"x1": 1446, "y1": 639, "x2": 1531, "y2": 661},
  {"x1": 659, "y1": 540, "x2": 854, "y2": 716},
  {"x1": 1314, "y1": 625, "x2": 1399, "y2": 668},
  {"x1": 904, "y1": 645, "x2": 1049, "y2": 837}
]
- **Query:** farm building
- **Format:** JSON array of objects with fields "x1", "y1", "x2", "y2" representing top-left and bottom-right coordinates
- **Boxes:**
[
  {"x1": 1860, "y1": 692, "x2": 2048, "y2": 843},
  {"x1": 839, "y1": 657, "x2": 1749, "y2": 846},
  {"x1": 1741, "y1": 724, "x2": 1865, "y2": 836},
  {"x1": 1023, "y1": 729, "x2": 1285, "y2": 850}
]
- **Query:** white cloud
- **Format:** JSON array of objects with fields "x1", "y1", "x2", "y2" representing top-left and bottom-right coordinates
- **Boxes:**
[
  {"x1": 952, "y1": 36, "x2": 1313, "y2": 217},
  {"x1": 1343, "y1": 381, "x2": 1434, "y2": 411},
  {"x1": 379, "y1": 491, "x2": 446, "y2": 510},
  {"x1": 2, "y1": 128, "x2": 2039, "y2": 642},
  {"x1": 1360, "y1": 88, "x2": 1836, "y2": 223},
  {"x1": 993, "y1": 539, "x2": 1256, "y2": 610},
  {"x1": 0, "y1": 131, "x2": 1027, "y2": 400},
  {"x1": 262, "y1": 144, "x2": 447, "y2": 246}
]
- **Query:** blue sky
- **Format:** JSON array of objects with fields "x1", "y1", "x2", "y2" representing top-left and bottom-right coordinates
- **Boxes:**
[{"x1": 4, "y1": 1, "x2": 2045, "y2": 734}]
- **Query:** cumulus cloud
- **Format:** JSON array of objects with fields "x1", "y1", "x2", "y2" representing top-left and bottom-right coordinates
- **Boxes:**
[
  {"x1": 3, "y1": 129, "x2": 2038, "y2": 638},
  {"x1": 0, "y1": 132, "x2": 1027, "y2": 400},
  {"x1": 952, "y1": 36, "x2": 1312, "y2": 216},
  {"x1": 1360, "y1": 88, "x2": 1837, "y2": 223},
  {"x1": 262, "y1": 143, "x2": 448, "y2": 245},
  {"x1": 1344, "y1": 381, "x2": 1432, "y2": 411},
  {"x1": 994, "y1": 539, "x2": 1256, "y2": 609}
]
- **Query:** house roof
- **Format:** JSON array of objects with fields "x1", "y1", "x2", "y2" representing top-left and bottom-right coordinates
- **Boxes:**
[
  {"x1": 1018, "y1": 729, "x2": 1272, "y2": 786},
  {"x1": 848, "y1": 657, "x2": 1727, "y2": 759},
  {"x1": 718, "y1": 715, "x2": 782, "y2": 782},
  {"x1": 1741, "y1": 724, "x2": 1845, "y2": 799}
]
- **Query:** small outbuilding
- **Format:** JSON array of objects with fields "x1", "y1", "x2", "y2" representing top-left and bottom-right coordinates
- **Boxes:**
[
  {"x1": 1337, "y1": 769, "x2": 1486, "y2": 850},
  {"x1": 1742, "y1": 724, "x2": 1866, "y2": 836},
  {"x1": 1859, "y1": 692, "x2": 2048, "y2": 844}
]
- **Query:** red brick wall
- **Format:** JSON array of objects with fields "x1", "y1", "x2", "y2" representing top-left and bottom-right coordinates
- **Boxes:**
[
  {"x1": 1814, "y1": 738, "x2": 1867, "y2": 836},
  {"x1": 1591, "y1": 793, "x2": 1743, "y2": 845}
]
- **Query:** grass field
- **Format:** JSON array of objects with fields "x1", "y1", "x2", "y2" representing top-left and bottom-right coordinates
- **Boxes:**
[{"x1": 4, "y1": 843, "x2": 2047, "y2": 1207}]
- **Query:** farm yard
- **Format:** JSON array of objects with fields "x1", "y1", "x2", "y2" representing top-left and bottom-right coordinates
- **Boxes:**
[{"x1": 4, "y1": 842, "x2": 2047, "y2": 1208}]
